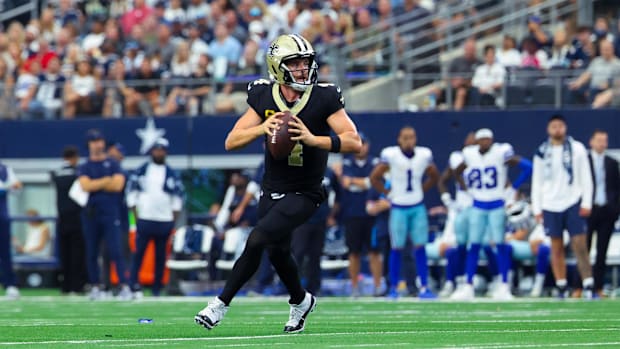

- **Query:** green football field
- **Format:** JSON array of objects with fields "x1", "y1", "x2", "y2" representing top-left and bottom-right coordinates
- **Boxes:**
[{"x1": 1, "y1": 292, "x2": 619, "y2": 349}]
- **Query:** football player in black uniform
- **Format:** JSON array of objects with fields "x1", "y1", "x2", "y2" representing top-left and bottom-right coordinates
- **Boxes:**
[{"x1": 195, "y1": 34, "x2": 361, "y2": 333}]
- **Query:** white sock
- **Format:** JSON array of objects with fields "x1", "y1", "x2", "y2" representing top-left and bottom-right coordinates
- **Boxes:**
[
  {"x1": 534, "y1": 273, "x2": 545, "y2": 286},
  {"x1": 556, "y1": 279, "x2": 567, "y2": 288},
  {"x1": 583, "y1": 277, "x2": 594, "y2": 289}
]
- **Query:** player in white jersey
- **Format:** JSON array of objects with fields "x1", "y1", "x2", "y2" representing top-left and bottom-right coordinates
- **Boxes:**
[
  {"x1": 370, "y1": 126, "x2": 439, "y2": 299},
  {"x1": 437, "y1": 133, "x2": 476, "y2": 297},
  {"x1": 450, "y1": 128, "x2": 532, "y2": 300}
]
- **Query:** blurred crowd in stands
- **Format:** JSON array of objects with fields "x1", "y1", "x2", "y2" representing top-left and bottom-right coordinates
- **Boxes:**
[{"x1": 0, "y1": 0, "x2": 618, "y2": 119}]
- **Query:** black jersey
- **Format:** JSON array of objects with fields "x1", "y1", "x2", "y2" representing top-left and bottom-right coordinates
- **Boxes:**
[{"x1": 246, "y1": 79, "x2": 345, "y2": 200}]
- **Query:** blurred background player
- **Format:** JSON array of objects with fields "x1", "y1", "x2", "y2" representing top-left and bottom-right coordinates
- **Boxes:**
[
  {"x1": 370, "y1": 125, "x2": 440, "y2": 299},
  {"x1": 532, "y1": 115, "x2": 594, "y2": 299},
  {"x1": 0, "y1": 159, "x2": 22, "y2": 299},
  {"x1": 340, "y1": 133, "x2": 382, "y2": 297},
  {"x1": 51, "y1": 145, "x2": 87, "y2": 294},
  {"x1": 504, "y1": 199, "x2": 551, "y2": 297},
  {"x1": 451, "y1": 128, "x2": 532, "y2": 300},
  {"x1": 437, "y1": 132, "x2": 476, "y2": 297},
  {"x1": 195, "y1": 34, "x2": 361, "y2": 333},
  {"x1": 292, "y1": 166, "x2": 339, "y2": 296},
  {"x1": 77, "y1": 129, "x2": 131, "y2": 300},
  {"x1": 366, "y1": 178, "x2": 391, "y2": 297},
  {"x1": 127, "y1": 137, "x2": 184, "y2": 297}
]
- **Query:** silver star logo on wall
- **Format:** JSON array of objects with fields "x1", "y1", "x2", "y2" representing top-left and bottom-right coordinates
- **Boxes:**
[{"x1": 136, "y1": 117, "x2": 166, "y2": 154}]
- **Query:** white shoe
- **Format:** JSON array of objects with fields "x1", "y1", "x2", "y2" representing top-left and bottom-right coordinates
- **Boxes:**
[
  {"x1": 195, "y1": 297, "x2": 228, "y2": 330},
  {"x1": 284, "y1": 292, "x2": 316, "y2": 333},
  {"x1": 450, "y1": 283, "x2": 474, "y2": 301},
  {"x1": 492, "y1": 283, "x2": 514, "y2": 301},
  {"x1": 117, "y1": 285, "x2": 133, "y2": 301},
  {"x1": 439, "y1": 281, "x2": 455, "y2": 298},
  {"x1": 485, "y1": 276, "x2": 500, "y2": 297},
  {"x1": 6, "y1": 286, "x2": 19, "y2": 300},
  {"x1": 530, "y1": 279, "x2": 544, "y2": 298},
  {"x1": 88, "y1": 286, "x2": 102, "y2": 301},
  {"x1": 133, "y1": 290, "x2": 144, "y2": 300}
]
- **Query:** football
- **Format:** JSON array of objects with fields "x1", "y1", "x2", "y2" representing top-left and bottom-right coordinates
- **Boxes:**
[{"x1": 267, "y1": 111, "x2": 296, "y2": 160}]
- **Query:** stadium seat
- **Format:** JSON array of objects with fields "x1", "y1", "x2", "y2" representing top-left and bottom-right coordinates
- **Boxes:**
[
  {"x1": 215, "y1": 227, "x2": 251, "y2": 271},
  {"x1": 166, "y1": 224, "x2": 215, "y2": 271},
  {"x1": 505, "y1": 85, "x2": 528, "y2": 108},
  {"x1": 320, "y1": 226, "x2": 350, "y2": 271},
  {"x1": 530, "y1": 84, "x2": 556, "y2": 107}
]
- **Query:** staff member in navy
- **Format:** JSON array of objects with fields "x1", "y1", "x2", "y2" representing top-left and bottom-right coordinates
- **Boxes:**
[
  {"x1": 77, "y1": 129, "x2": 132, "y2": 300},
  {"x1": 127, "y1": 138, "x2": 184, "y2": 297}
]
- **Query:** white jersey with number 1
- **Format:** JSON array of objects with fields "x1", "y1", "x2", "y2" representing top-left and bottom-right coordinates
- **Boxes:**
[
  {"x1": 380, "y1": 146, "x2": 433, "y2": 207},
  {"x1": 462, "y1": 143, "x2": 514, "y2": 204}
]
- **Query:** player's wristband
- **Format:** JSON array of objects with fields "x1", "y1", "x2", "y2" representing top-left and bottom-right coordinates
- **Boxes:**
[
  {"x1": 330, "y1": 135, "x2": 341, "y2": 153},
  {"x1": 364, "y1": 177, "x2": 371, "y2": 189}
]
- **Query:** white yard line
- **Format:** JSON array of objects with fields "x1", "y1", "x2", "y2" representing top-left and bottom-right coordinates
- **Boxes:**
[
  {"x1": 445, "y1": 342, "x2": 620, "y2": 349},
  {"x1": 0, "y1": 328, "x2": 618, "y2": 347}
]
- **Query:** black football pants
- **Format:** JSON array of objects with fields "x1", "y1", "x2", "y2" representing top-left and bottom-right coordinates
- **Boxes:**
[{"x1": 219, "y1": 191, "x2": 318, "y2": 305}]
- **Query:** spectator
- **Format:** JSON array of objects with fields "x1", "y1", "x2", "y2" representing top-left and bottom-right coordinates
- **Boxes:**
[
  {"x1": 121, "y1": 0, "x2": 154, "y2": 36},
  {"x1": 525, "y1": 15, "x2": 552, "y2": 55},
  {"x1": 267, "y1": 0, "x2": 295, "y2": 41},
  {"x1": 13, "y1": 209, "x2": 52, "y2": 259},
  {"x1": 592, "y1": 77, "x2": 620, "y2": 109},
  {"x1": 448, "y1": 38, "x2": 480, "y2": 110},
  {"x1": 520, "y1": 37, "x2": 548, "y2": 70},
  {"x1": 65, "y1": 59, "x2": 97, "y2": 118},
  {"x1": 15, "y1": 61, "x2": 41, "y2": 118},
  {"x1": 109, "y1": 0, "x2": 131, "y2": 20},
  {"x1": 472, "y1": 45, "x2": 505, "y2": 107},
  {"x1": 187, "y1": 23, "x2": 210, "y2": 66},
  {"x1": 54, "y1": 28, "x2": 75, "y2": 63},
  {"x1": 147, "y1": 24, "x2": 176, "y2": 69},
  {"x1": 24, "y1": 56, "x2": 66, "y2": 120},
  {"x1": 25, "y1": 38, "x2": 58, "y2": 72},
  {"x1": 225, "y1": 8, "x2": 249, "y2": 44},
  {"x1": 187, "y1": 0, "x2": 211, "y2": 22},
  {"x1": 40, "y1": 7, "x2": 61, "y2": 45},
  {"x1": 82, "y1": 17, "x2": 106, "y2": 56},
  {"x1": 208, "y1": 22, "x2": 243, "y2": 79},
  {"x1": 55, "y1": 0, "x2": 81, "y2": 28},
  {"x1": 124, "y1": 57, "x2": 162, "y2": 116},
  {"x1": 546, "y1": 29, "x2": 570, "y2": 69},
  {"x1": 568, "y1": 40, "x2": 620, "y2": 103},
  {"x1": 102, "y1": 59, "x2": 128, "y2": 117},
  {"x1": 0, "y1": 57, "x2": 16, "y2": 120},
  {"x1": 51, "y1": 145, "x2": 87, "y2": 294},
  {"x1": 169, "y1": 41, "x2": 193, "y2": 78},
  {"x1": 0, "y1": 159, "x2": 23, "y2": 300},
  {"x1": 592, "y1": 16, "x2": 615, "y2": 47},
  {"x1": 164, "y1": 0, "x2": 187, "y2": 24},
  {"x1": 158, "y1": 53, "x2": 212, "y2": 116},
  {"x1": 567, "y1": 26, "x2": 595, "y2": 69},
  {"x1": 350, "y1": 8, "x2": 382, "y2": 73}
]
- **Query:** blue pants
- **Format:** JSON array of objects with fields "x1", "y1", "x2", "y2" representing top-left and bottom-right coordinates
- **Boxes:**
[
  {"x1": 468, "y1": 206, "x2": 506, "y2": 244},
  {"x1": 81, "y1": 210, "x2": 127, "y2": 285},
  {"x1": 130, "y1": 219, "x2": 174, "y2": 295},
  {"x1": 389, "y1": 204, "x2": 428, "y2": 248},
  {"x1": 0, "y1": 219, "x2": 16, "y2": 288},
  {"x1": 454, "y1": 207, "x2": 471, "y2": 245}
]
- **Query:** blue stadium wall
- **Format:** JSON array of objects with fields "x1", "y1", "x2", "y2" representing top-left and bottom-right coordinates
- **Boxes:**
[{"x1": 2, "y1": 109, "x2": 618, "y2": 168}]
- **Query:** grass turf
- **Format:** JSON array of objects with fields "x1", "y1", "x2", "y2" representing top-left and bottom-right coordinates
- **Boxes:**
[{"x1": 1, "y1": 291, "x2": 619, "y2": 349}]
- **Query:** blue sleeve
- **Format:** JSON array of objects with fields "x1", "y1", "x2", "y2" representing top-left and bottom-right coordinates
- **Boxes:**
[
  {"x1": 366, "y1": 188, "x2": 380, "y2": 201},
  {"x1": 512, "y1": 158, "x2": 533, "y2": 189},
  {"x1": 110, "y1": 160, "x2": 123, "y2": 175}
]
